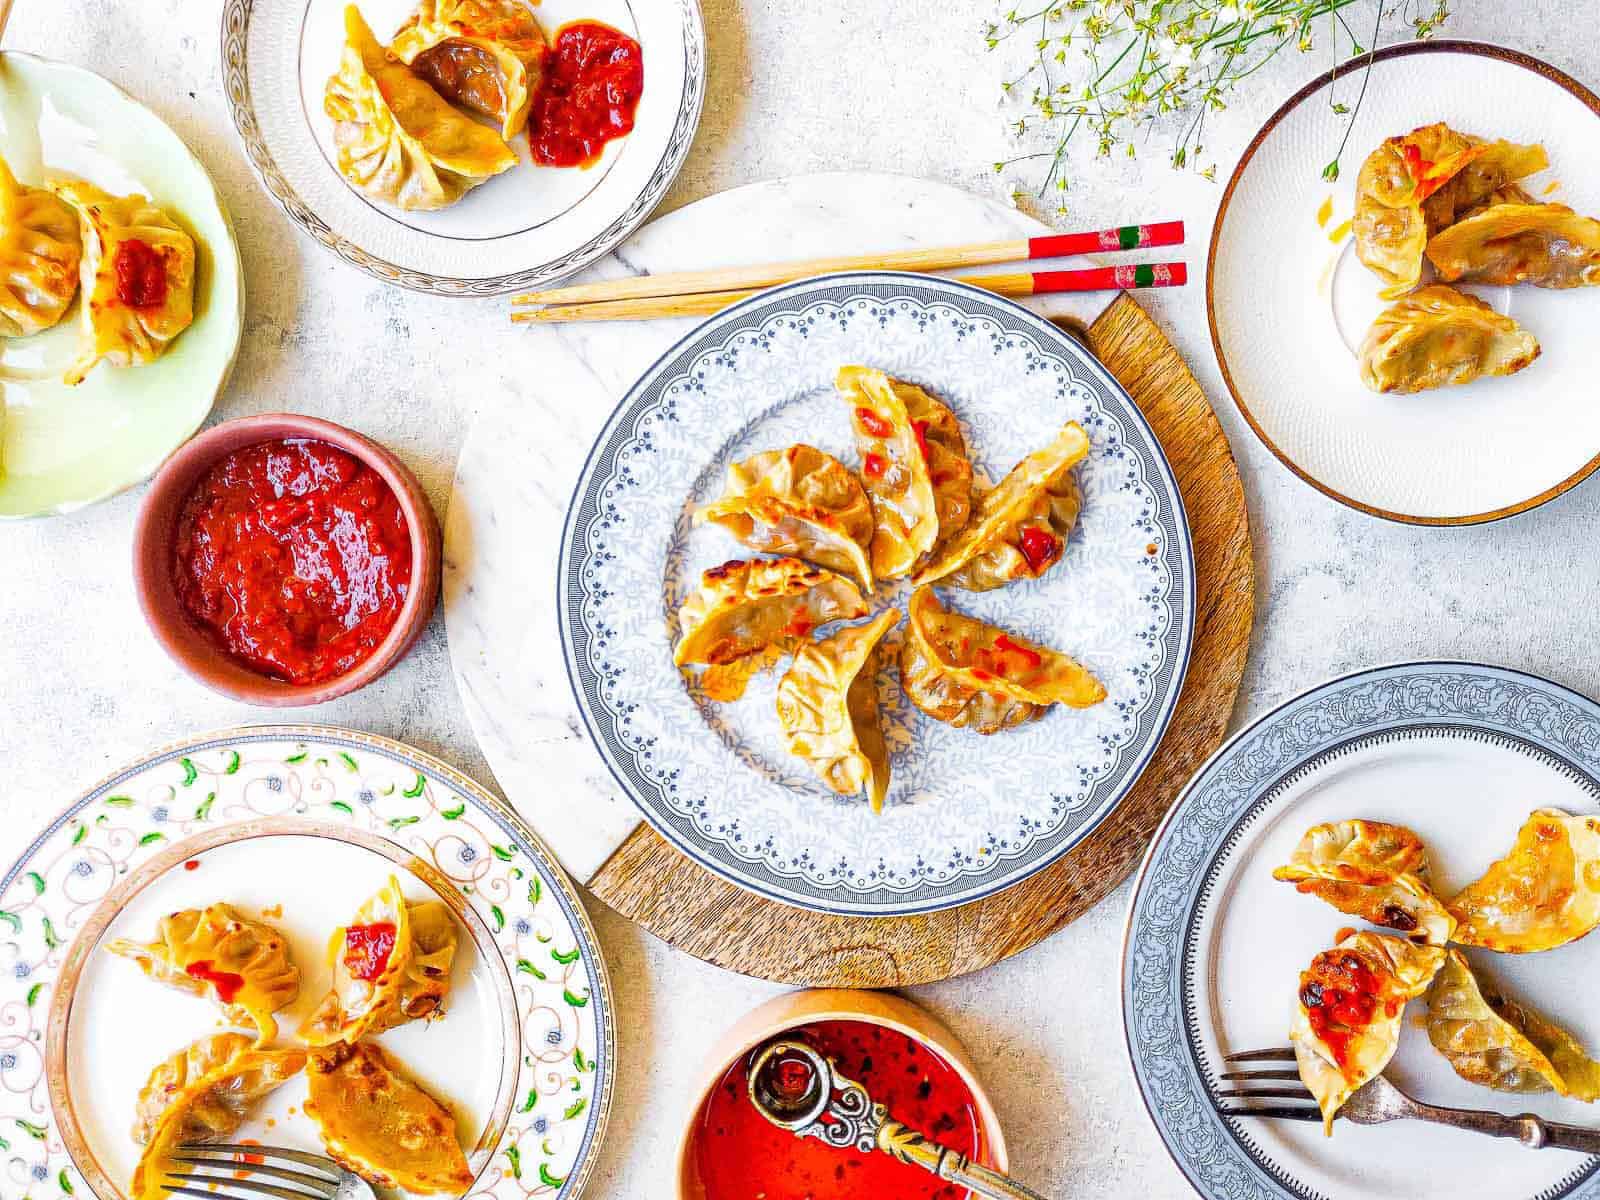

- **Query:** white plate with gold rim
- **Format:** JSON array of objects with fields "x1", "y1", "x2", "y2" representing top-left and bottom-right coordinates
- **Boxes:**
[
  {"x1": 1, "y1": 727, "x2": 612, "y2": 1200},
  {"x1": 222, "y1": 0, "x2": 704, "y2": 295},
  {"x1": 1210, "y1": 41, "x2": 1600, "y2": 525},
  {"x1": 0, "y1": 52, "x2": 244, "y2": 519}
]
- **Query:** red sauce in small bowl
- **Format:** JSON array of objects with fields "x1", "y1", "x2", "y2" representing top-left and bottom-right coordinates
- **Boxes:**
[
  {"x1": 172, "y1": 438, "x2": 411, "y2": 686},
  {"x1": 530, "y1": 21, "x2": 644, "y2": 168},
  {"x1": 692, "y1": 1019, "x2": 986, "y2": 1200}
]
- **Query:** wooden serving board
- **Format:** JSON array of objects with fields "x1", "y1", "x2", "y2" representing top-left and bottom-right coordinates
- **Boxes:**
[{"x1": 585, "y1": 292, "x2": 1256, "y2": 987}]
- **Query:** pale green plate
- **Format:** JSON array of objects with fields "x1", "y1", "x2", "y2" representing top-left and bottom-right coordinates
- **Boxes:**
[{"x1": 0, "y1": 52, "x2": 243, "y2": 518}]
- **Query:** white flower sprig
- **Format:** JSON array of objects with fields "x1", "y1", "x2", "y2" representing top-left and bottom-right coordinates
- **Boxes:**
[{"x1": 987, "y1": 0, "x2": 1450, "y2": 214}]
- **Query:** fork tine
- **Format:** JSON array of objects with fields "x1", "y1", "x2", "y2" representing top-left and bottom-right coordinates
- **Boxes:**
[
  {"x1": 163, "y1": 1177, "x2": 326, "y2": 1200},
  {"x1": 179, "y1": 1145, "x2": 341, "y2": 1176},
  {"x1": 1224, "y1": 1047, "x2": 1298, "y2": 1063},
  {"x1": 1217, "y1": 1087, "x2": 1317, "y2": 1100},
  {"x1": 170, "y1": 1160, "x2": 338, "y2": 1196},
  {"x1": 1219, "y1": 1069, "x2": 1302, "y2": 1081},
  {"x1": 1219, "y1": 1105, "x2": 1322, "y2": 1121}
]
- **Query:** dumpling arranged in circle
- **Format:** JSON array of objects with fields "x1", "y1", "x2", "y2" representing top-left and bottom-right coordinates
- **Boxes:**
[
  {"x1": 776, "y1": 608, "x2": 898, "y2": 812},
  {"x1": 1427, "y1": 202, "x2": 1600, "y2": 289},
  {"x1": 0, "y1": 154, "x2": 81, "y2": 339},
  {"x1": 1358, "y1": 285, "x2": 1539, "y2": 394},
  {"x1": 1272, "y1": 819, "x2": 1457, "y2": 944},
  {"x1": 1448, "y1": 808, "x2": 1600, "y2": 953}
]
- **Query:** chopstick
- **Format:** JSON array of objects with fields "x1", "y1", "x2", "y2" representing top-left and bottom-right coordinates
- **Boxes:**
[
  {"x1": 511, "y1": 262, "x2": 1187, "y2": 324},
  {"x1": 0, "y1": 0, "x2": 15, "y2": 42},
  {"x1": 511, "y1": 220, "x2": 1185, "y2": 307}
]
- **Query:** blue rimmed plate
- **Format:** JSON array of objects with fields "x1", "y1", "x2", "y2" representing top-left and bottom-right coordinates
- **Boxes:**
[
  {"x1": 558, "y1": 271, "x2": 1195, "y2": 915},
  {"x1": 1, "y1": 727, "x2": 612, "y2": 1200},
  {"x1": 1123, "y1": 661, "x2": 1600, "y2": 1200}
]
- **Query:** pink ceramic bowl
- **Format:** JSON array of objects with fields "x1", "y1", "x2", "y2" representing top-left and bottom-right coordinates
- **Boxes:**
[
  {"x1": 676, "y1": 988, "x2": 1008, "y2": 1198},
  {"x1": 132, "y1": 414, "x2": 442, "y2": 706}
]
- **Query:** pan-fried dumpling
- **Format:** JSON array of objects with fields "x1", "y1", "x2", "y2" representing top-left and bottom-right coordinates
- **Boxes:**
[
  {"x1": 1420, "y1": 136, "x2": 1548, "y2": 231},
  {"x1": 1448, "y1": 808, "x2": 1600, "y2": 953},
  {"x1": 132, "y1": 1032, "x2": 255, "y2": 1144},
  {"x1": 695, "y1": 445, "x2": 876, "y2": 590},
  {"x1": 0, "y1": 156, "x2": 80, "y2": 338},
  {"x1": 899, "y1": 587, "x2": 1104, "y2": 735},
  {"x1": 1272, "y1": 820, "x2": 1456, "y2": 945},
  {"x1": 673, "y1": 557, "x2": 867, "y2": 701},
  {"x1": 1427, "y1": 202, "x2": 1600, "y2": 289},
  {"x1": 324, "y1": 5, "x2": 516, "y2": 212},
  {"x1": 107, "y1": 904, "x2": 300, "y2": 1044},
  {"x1": 49, "y1": 180, "x2": 194, "y2": 386},
  {"x1": 391, "y1": 0, "x2": 547, "y2": 141},
  {"x1": 836, "y1": 366, "x2": 973, "y2": 579},
  {"x1": 1358, "y1": 285, "x2": 1539, "y2": 395},
  {"x1": 775, "y1": 608, "x2": 898, "y2": 812},
  {"x1": 1291, "y1": 930, "x2": 1446, "y2": 1133},
  {"x1": 1426, "y1": 949, "x2": 1600, "y2": 1099},
  {"x1": 304, "y1": 1042, "x2": 473, "y2": 1195},
  {"x1": 913, "y1": 422, "x2": 1090, "y2": 591},
  {"x1": 1354, "y1": 123, "x2": 1485, "y2": 298},
  {"x1": 300, "y1": 876, "x2": 458, "y2": 1046},
  {"x1": 130, "y1": 1036, "x2": 306, "y2": 1200}
]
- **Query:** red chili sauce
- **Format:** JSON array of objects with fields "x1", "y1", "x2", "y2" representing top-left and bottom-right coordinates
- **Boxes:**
[
  {"x1": 343, "y1": 922, "x2": 398, "y2": 981},
  {"x1": 114, "y1": 238, "x2": 169, "y2": 309},
  {"x1": 693, "y1": 1020, "x2": 985, "y2": 1200},
  {"x1": 1299, "y1": 948, "x2": 1396, "y2": 1072},
  {"x1": 530, "y1": 22, "x2": 644, "y2": 168},
  {"x1": 172, "y1": 439, "x2": 412, "y2": 686},
  {"x1": 186, "y1": 960, "x2": 246, "y2": 1004}
]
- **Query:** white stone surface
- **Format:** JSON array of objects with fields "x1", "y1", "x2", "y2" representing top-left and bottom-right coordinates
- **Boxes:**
[{"x1": 2, "y1": 4, "x2": 1598, "y2": 1198}]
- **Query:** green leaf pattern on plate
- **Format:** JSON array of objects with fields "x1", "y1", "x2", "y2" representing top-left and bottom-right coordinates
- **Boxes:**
[{"x1": 0, "y1": 733, "x2": 607, "y2": 1200}]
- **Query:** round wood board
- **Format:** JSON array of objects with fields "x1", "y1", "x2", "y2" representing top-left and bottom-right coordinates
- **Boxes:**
[{"x1": 586, "y1": 292, "x2": 1255, "y2": 986}]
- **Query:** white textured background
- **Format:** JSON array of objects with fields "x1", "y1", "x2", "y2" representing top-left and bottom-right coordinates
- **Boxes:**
[{"x1": 2, "y1": 3, "x2": 1598, "y2": 1196}]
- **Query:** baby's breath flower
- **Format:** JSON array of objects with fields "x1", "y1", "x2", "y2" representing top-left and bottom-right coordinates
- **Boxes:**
[{"x1": 985, "y1": 0, "x2": 1448, "y2": 206}]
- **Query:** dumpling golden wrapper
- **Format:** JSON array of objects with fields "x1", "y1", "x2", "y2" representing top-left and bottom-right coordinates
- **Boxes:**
[
  {"x1": 1426, "y1": 949, "x2": 1600, "y2": 1099},
  {"x1": 776, "y1": 608, "x2": 898, "y2": 812},
  {"x1": 1272, "y1": 819, "x2": 1456, "y2": 945},
  {"x1": 300, "y1": 875, "x2": 459, "y2": 1046},
  {"x1": 130, "y1": 1036, "x2": 306, "y2": 1200},
  {"x1": 836, "y1": 366, "x2": 973, "y2": 579},
  {"x1": 304, "y1": 1041, "x2": 474, "y2": 1196},
  {"x1": 0, "y1": 155, "x2": 80, "y2": 338},
  {"x1": 1358, "y1": 285, "x2": 1539, "y2": 395},
  {"x1": 1427, "y1": 202, "x2": 1600, "y2": 289},
  {"x1": 49, "y1": 180, "x2": 195, "y2": 386},
  {"x1": 391, "y1": 0, "x2": 547, "y2": 140},
  {"x1": 1290, "y1": 930, "x2": 1445, "y2": 1133},
  {"x1": 913, "y1": 422, "x2": 1089, "y2": 591},
  {"x1": 899, "y1": 587, "x2": 1104, "y2": 735},
  {"x1": 325, "y1": 5, "x2": 516, "y2": 212},
  {"x1": 1420, "y1": 136, "x2": 1548, "y2": 231},
  {"x1": 673, "y1": 557, "x2": 867, "y2": 701},
  {"x1": 696, "y1": 444, "x2": 876, "y2": 591},
  {"x1": 1354, "y1": 123, "x2": 1486, "y2": 299},
  {"x1": 107, "y1": 903, "x2": 300, "y2": 1043},
  {"x1": 132, "y1": 1032, "x2": 255, "y2": 1144},
  {"x1": 1448, "y1": 808, "x2": 1600, "y2": 953}
]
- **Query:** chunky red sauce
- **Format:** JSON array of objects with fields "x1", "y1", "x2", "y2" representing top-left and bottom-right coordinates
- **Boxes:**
[
  {"x1": 862, "y1": 453, "x2": 888, "y2": 479},
  {"x1": 1018, "y1": 525, "x2": 1061, "y2": 573},
  {"x1": 343, "y1": 922, "x2": 398, "y2": 982},
  {"x1": 172, "y1": 439, "x2": 412, "y2": 686},
  {"x1": 856, "y1": 408, "x2": 893, "y2": 439},
  {"x1": 114, "y1": 238, "x2": 168, "y2": 309},
  {"x1": 186, "y1": 960, "x2": 246, "y2": 1004},
  {"x1": 694, "y1": 1019, "x2": 985, "y2": 1200},
  {"x1": 530, "y1": 22, "x2": 644, "y2": 168},
  {"x1": 1300, "y1": 950, "x2": 1394, "y2": 1071}
]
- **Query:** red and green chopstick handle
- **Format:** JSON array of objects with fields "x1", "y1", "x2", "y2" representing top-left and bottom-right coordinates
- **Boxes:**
[
  {"x1": 975, "y1": 261, "x2": 1188, "y2": 297},
  {"x1": 1027, "y1": 220, "x2": 1185, "y2": 260}
]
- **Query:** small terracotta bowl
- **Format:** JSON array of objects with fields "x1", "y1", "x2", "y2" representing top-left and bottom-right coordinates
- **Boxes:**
[
  {"x1": 132, "y1": 413, "x2": 442, "y2": 706},
  {"x1": 675, "y1": 988, "x2": 1008, "y2": 1198}
]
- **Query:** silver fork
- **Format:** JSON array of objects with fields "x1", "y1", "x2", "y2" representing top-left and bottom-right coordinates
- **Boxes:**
[
  {"x1": 1219, "y1": 1047, "x2": 1600, "y2": 1153},
  {"x1": 166, "y1": 1144, "x2": 375, "y2": 1200}
]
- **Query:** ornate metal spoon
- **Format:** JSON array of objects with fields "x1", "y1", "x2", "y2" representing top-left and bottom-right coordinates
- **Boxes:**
[{"x1": 746, "y1": 1038, "x2": 1054, "y2": 1200}]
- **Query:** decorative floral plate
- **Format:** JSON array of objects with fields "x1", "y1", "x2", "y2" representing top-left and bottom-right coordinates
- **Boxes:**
[
  {"x1": 0, "y1": 727, "x2": 612, "y2": 1200},
  {"x1": 1123, "y1": 661, "x2": 1600, "y2": 1200},
  {"x1": 559, "y1": 271, "x2": 1195, "y2": 915},
  {"x1": 221, "y1": 0, "x2": 705, "y2": 295}
]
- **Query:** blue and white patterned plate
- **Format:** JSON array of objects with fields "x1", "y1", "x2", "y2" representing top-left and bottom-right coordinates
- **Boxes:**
[
  {"x1": 1123, "y1": 662, "x2": 1600, "y2": 1200},
  {"x1": 1, "y1": 727, "x2": 612, "y2": 1200},
  {"x1": 558, "y1": 272, "x2": 1194, "y2": 915}
]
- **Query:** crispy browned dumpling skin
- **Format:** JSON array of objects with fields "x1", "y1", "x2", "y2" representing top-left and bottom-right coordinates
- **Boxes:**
[
  {"x1": 1449, "y1": 808, "x2": 1600, "y2": 953},
  {"x1": 0, "y1": 155, "x2": 80, "y2": 338},
  {"x1": 391, "y1": 0, "x2": 547, "y2": 140},
  {"x1": 1428, "y1": 202, "x2": 1600, "y2": 288},
  {"x1": 1354, "y1": 123, "x2": 1484, "y2": 298},
  {"x1": 1272, "y1": 819, "x2": 1456, "y2": 944},
  {"x1": 1358, "y1": 286, "x2": 1539, "y2": 395}
]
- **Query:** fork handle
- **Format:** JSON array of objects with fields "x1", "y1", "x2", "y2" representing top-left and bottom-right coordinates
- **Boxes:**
[{"x1": 1410, "y1": 1100, "x2": 1600, "y2": 1154}]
